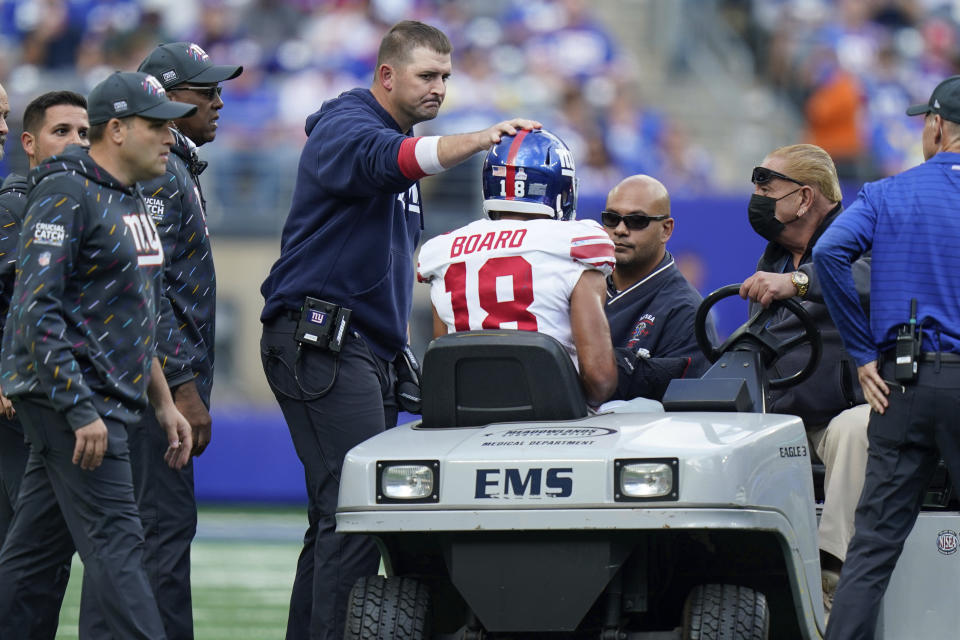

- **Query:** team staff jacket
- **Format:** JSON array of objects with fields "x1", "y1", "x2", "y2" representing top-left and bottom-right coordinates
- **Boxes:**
[
  {"x1": 417, "y1": 218, "x2": 615, "y2": 366},
  {"x1": 751, "y1": 203, "x2": 868, "y2": 429},
  {"x1": 0, "y1": 146, "x2": 166, "y2": 430},
  {"x1": 260, "y1": 88, "x2": 423, "y2": 361},
  {"x1": 140, "y1": 128, "x2": 215, "y2": 398},
  {"x1": 0, "y1": 174, "x2": 27, "y2": 433},
  {"x1": 605, "y1": 251, "x2": 714, "y2": 378},
  {"x1": 0, "y1": 173, "x2": 27, "y2": 337}
]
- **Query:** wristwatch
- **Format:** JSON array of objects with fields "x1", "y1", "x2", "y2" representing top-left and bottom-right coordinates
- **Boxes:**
[{"x1": 791, "y1": 270, "x2": 810, "y2": 298}]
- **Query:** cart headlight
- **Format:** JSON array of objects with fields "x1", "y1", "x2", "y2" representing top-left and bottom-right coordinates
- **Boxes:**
[
  {"x1": 376, "y1": 460, "x2": 439, "y2": 503},
  {"x1": 615, "y1": 458, "x2": 678, "y2": 502}
]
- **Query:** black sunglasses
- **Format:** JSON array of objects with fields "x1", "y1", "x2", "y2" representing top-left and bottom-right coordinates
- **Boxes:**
[
  {"x1": 600, "y1": 210, "x2": 670, "y2": 231},
  {"x1": 751, "y1": 166, "x2": 804, "y2": 187},
  {"x1": 168, "y1": 85, "x2": 223, "y2": 100}
]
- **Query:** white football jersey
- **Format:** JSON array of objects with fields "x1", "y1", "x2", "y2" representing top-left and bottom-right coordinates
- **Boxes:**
[{"x1": 417, "y1": 218, "x2": 615, "y2": 364}]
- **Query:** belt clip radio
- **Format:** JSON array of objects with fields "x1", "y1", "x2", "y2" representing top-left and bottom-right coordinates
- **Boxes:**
[
  {"x1": 295, "y1": 297, "x2": 352, "y2": 353},
  {"x1": 894, "y1": 298, "x2": 920, "y2": 383}
]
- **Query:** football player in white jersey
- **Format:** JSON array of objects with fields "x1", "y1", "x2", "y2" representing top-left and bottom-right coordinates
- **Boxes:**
[{"x1": 418, "y1": 129, "x2": 617, "y2": 406}]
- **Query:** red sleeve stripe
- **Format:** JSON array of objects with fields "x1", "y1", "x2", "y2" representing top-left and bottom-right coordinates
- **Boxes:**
[
  {"x1": 398, "y1": 137, "x2": 427, "y2": 180},
  {"x1": 571, "y1": 242, "x2": 615, "y2": 262}
]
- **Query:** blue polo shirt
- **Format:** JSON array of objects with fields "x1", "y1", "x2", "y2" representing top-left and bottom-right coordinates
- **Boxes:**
[{"x1": 813, "y1": 151, "x2": 960, "y2": 365}]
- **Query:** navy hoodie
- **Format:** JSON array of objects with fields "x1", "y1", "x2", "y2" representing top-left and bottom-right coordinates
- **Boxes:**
[
  {"x1": 260, "y1": 88, "x2": 423, "y2": 361},
  {"x1": 0, "y1": 147, "x2": 165, "y2": 429}
]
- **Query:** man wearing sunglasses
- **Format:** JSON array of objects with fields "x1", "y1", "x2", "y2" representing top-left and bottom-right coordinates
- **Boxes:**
[
  {"x1": 740, "y1": 143, "x2": 870, "y2": 621},
  {"x1": 77, "y1": 41, "x2": 244, "y2": 640},
  {"x1": 602, "y1": 175, "x2": 715, "y2": 401}
]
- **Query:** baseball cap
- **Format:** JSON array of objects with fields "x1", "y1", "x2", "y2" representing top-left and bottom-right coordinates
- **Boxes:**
[
  {"x1": 138, "y1": 42, "x2": 243, "y2": 89},
  {"x1": 87, "y1": 72, "x2": 197, "y2": 125},
  {"x1": 906, "y1": 75, "x2": 960, "y2": 123}
]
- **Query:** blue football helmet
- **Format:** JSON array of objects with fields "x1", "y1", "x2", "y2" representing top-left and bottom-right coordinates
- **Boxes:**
[{"x1": 481, "y1": 128, "x2": 578, "y2": 221}]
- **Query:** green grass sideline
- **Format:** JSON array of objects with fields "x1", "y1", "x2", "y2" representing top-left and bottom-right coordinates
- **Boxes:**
[{"x1": 55, "y1": 506, "x2": 304, "y2": 639}]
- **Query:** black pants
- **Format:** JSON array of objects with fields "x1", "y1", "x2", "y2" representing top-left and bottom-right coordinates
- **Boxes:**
[
  {"x1": 261, "y1": 317, "x2": 397, "y2": 640},
  {"x1": 0, "y1": 420, "x2": 27, "y2": 546},
  {"x1": 825, "y1": 359, "x2": 960, "y2": 639},
  {"x1": 0, "y1": 418, "x2": 71, "y2": 640},
  {"x1": 79, "y1": 406, "x2": 198, "y2": 640},
  {"x1": 0, "y1": 400, "x2": 166, "y2": 639}
]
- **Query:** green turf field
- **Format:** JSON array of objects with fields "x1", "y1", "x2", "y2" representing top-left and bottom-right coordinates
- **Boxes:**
[{"x1": 55, "y1": 506, "x2": 305, "y2": 639}]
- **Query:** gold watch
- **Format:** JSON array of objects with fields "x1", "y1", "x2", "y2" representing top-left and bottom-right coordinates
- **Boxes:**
[{"x1": 791, "y1": 270, "x2": 810, "y2": 298}]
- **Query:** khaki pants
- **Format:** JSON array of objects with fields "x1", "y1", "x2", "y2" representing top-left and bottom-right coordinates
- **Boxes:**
[{"x1": 808, "y1": 404, "x2": 871, "y2": 562}]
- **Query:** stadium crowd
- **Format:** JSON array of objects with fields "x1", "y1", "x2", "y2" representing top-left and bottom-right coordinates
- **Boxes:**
[
  {"x1": 727, "y1": 0, "x2": 960, "y2": 180},
  {"x1": 0, "y1": 0, "x2": 716, "y2": 232},
  {"x1": 2, "y1": 2, "x2": 960, "y2": 638}
]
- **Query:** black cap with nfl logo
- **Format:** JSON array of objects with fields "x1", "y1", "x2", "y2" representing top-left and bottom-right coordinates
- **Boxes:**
[
  {"x1": 87, "y1": 71, "x2": 197, "y2": 125},
  {"x1": 138, "y1": 42, "x2": 243, "y2": 89}
]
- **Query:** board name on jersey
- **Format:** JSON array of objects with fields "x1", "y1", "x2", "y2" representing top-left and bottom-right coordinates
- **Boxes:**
[{"x1": 450, "y1": 228, "x2": 527, "y2": 258}]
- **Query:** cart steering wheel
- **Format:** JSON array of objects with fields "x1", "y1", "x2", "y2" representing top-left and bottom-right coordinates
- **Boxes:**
[{"x1": 695, "y1": 284, "x2": 822, "y2": 390}]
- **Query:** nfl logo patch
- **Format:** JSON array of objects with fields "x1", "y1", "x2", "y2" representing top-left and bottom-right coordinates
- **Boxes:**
[{"x1": 38, "y1": 251, "x2": 51, "y2": 267}]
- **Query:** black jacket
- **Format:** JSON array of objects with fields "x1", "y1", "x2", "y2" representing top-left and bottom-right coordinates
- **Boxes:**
[
  {"x1": 753, "y1": 204, "x2": 869, "y2": 428},
  {"x1": 139, "y1": 128, "x2": 215, "y2": 399},
  {"x1": 0, "y1": 146, "x2": 166, "y2": 429},
  {"x1": 605, "y1": 252, "x2": 717, "y2": 399},
  {"x1": 0, "y1": 173, "x2": 27, "y2": 335}
]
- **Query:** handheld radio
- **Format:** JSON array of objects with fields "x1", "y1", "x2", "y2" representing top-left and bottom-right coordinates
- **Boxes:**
[{"x1": 894, "y1": 299, "x2": 920, "y2": 383}]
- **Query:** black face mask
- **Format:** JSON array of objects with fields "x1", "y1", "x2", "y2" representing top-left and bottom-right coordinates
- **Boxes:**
[{"x1": 748, "y1": 189, "x2": 801, "y2": 242}]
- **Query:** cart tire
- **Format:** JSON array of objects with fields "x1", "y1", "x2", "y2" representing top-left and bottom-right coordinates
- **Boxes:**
[
  {"x1": 682, "y1": 583, "x2": 769, "y2": 640},
  {"x1": 344, "y1": 575, "x2": 431, "y2": 640}
]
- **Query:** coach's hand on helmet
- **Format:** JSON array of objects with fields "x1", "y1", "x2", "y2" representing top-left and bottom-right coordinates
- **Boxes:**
[{"x1": 481, "y1": 118, "x2": 543, "y2": 146}]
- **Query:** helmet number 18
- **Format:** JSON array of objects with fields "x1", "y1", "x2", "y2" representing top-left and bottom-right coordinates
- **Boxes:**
[{"x1": 499, "y1": 179, "x2": 526, "y2": 198}]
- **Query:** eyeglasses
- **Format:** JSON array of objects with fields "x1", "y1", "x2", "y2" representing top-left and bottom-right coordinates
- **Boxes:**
[
  {"x1": 751, "y1": 166, "x2": 804, "y2": 187},
  {"x1": 167, "y1": 85, "x2": 223, "y2": 101},
  {"x1": 600, "y1": 210, "x2": 670, "y2": 230}
]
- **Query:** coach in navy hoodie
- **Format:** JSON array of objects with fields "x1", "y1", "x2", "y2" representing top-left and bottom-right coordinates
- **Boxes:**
[{"x1": 259, "y1": 20, "x2": 540, "y2": 640}]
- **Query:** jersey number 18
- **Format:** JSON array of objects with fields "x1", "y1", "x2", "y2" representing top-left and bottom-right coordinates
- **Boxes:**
[{"x1": 444, "y1": 256, "x2": 538, "y2": 331}]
